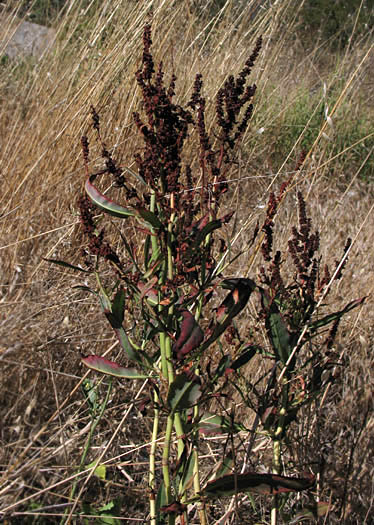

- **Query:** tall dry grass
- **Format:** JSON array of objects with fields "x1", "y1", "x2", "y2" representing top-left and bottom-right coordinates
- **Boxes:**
[{"x1": 1, "y1": 0, "x2": 374, "y2": 522}]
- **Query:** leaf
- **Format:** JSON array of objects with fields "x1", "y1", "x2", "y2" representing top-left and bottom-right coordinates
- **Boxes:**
[
  {"x1": 231, "y1": 345, "x2": 258, "y2": 370},
  {"x1": 198, "y1": 413, "x2": 244, "y2": 436},
  {"x1": 81, "y1": 355, "x2": 147, "y2": 379},
  {"x1": 259, "y1": 288, "x2": 294, "y2": 365},
  {"x1": 85, "y1": 175, "x2": 135, "y2": 218},
  {"x1": 173, "y1": 311, "x2": 204, "y2": 359},
  {"x1": 123, "y1": 165, "x2": 147, "y2": 186},
  {"x1": 86, "y1": 460, "x2": 106, "y2": 480},
  {"x1": 193, "y1": 218, "x2": 224, "y2": 248},
  {"x1": 200, "y1": 278, "x2": 256, "y2": 351},
  {"x1": 137, "y1": 208, "x2": 163, "y2": 229},
  {"x1": 114, "y1": 327, "x2": 142, "y2": 363},
  {"x1": 294, "y1": 501, "x2": 331, "y2": 521},
  {"x1": 211, "y1": 451, "x2": 234, "y2": 480},
  {"x1": 160, "y1": 502, "x2": 187, "y2": 515},
  {"x1": 43, "y1": 258, "x2": 90, "y2": 273},
  {"x1": 155, "y1": 481, "x2": 167, "y2": 524},
  {"x1": 310, "y1": 297, "x2": 366, "y2": 332},
  {"x1": 202, "y1": 472, "x2": 315, "y2": 499},
  {"x1": 179, "y1": 452, "x2": 196, "y2": 496},
  {"x1": 212, "y1": 355, "x2": 232, "y2": 381},
  {"x1": 167, "y1": 373, "x2": 202, "y2": 412}
]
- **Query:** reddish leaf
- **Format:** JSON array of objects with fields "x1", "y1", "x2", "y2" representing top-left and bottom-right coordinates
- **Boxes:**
[
  {"x1": 85, "y1": 175, "x2": 134, "y2": 218},
  {"x1": 160, "y1": 501, "x2": 187, "y2": 514},
  {"x1": 81, "y1": 355, "x2": 147, "y2": 379},
  {"x1": 202, "y1": 472, "x2": 315, "y2": 498},
  {"x1": 173, "y1": 311, "x2": 204, "y2": 360}
]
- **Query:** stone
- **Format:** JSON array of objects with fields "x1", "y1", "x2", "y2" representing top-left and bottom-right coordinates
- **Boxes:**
[{"x1": 3, "y1": 20, "x2": 55, "y2": 59}]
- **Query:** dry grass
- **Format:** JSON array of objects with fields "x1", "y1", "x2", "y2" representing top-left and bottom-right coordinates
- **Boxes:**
[{"x1": 1, "y1": 0, "x2": 374, "y2": 523}]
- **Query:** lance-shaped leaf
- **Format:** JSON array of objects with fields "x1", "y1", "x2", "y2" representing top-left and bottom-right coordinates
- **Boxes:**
[
  {"x1": 85, "y1": 175, "x2": 135, "y2": 218},
  {"x1": 43, "y1": 258, "x2": 90, "y2": 273},
  {"x1": 167, "y1": 373, "x2": 202, "y2": 412},
  {"x1": 231, "y1": 345, "x2": 259, "y2": 371},
  {"x1": 201, "y1": 472, "x2": 315, "y2": 499},
  {"x1": 198, "y1": 412, "x2": 245, "y2": 436},
  {"x1": 98, "y1": 288, "x2": 141, "y2": 363},
  {"x1": 259, "y1": 288, "x2": 294, "y2": 365},
  {"x1": 136, "y1": 208, "x2": 163, "y2": 230},
  {"x1": 81, "y1": 355, "x2": 148, "y2": 379},
  {"x1": 173, "y1": 311, "x2": 204, "y2": 360},
  {"x1": 309, "y1": 296, "x2": 366, "y2": 332},
  {"x1": 178, "y1": 451, "x2": 196, "y2": 496},
  {"x1": 200, "y1": 278, "x2": 256, "y2": 352}
]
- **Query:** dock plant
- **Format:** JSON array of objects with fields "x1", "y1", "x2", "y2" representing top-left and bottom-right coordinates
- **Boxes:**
[{"x1": 53, "y1": 23, "x2": 365, "y2": 524}]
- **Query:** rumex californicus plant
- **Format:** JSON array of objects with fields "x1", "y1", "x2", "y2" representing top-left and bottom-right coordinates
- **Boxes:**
[{"x1": 52, "y1": 24, "x2": 365, "y2": 524}]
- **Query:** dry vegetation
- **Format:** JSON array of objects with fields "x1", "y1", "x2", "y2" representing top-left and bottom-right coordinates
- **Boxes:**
[{"x1": 1, "y1": 0, "x2": 374, "y2": 523}]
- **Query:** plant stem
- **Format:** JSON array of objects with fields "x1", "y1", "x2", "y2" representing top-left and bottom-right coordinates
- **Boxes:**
[
  {"x1": 63, "y1": 378, "x2": 112, "y2": 524},
  {"x1": 162, "y1": 414, "x2": 176, "y2": 525},
  {"x1": 149, "y1": 390, "x2": 159, "y2": 525}
]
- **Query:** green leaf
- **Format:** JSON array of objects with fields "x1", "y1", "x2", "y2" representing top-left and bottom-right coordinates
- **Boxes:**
[
  {"x1": 85, "y1": 175, "x2": 135, "y2": 218},
  {"x1": 86, "y1": 460, "x2": 106, "y2": 480},
  {"x1": 310, "y1": 296, "x2": 366, "y2": 332},
  {"x1": 137, "y1": 208, "x2": 163, "y2": 229},
  {"x1": 155, "y1": 482, "x2": 167, "y2": 524},
  {"x1": 179, "y1": 451, "x2": 196, "y2": 496},
  {"x1": 211, "y1": 451, "x2": 234, "y2": 480},
  {"x1": 115, "y1": 327, "x2": 142, "y2": 363},
  {"x1": 193, "y1": 218, "x2": 224, "y2": 248},
  {"x1": 82, "y1": 378, "x2": 98, "y2": 411},
  {"x1": 198, "y1": 412, "x2": 244, "y2": 436},
  {"x1": 43, "y1": 258, "x2": 90, "y2": 273},
  {"x1": 123, "y1": 165, "x2": 147, "y2": 186},
  {"x1": 202, "y1": 472, "x2": 315, "y2": 499},
  {"x1": 167, "y1": 373, "x2": 202, "y2": 412},
  {"x1": 259, "y1": 288, "x2": 294, "y2": 364},
  {"x1": 81, "y1": 355, "x2": 148, "y2": 379}
]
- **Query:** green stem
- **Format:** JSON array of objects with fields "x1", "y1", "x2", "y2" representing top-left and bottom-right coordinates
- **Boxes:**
[
  {"x1": 271, "y1": 378, "x2": 288, "y2": 525},
  {"x1": 162, "y1": 415, "x2": 176, "y2": 525},
  {"x1": 149, "y1": 390, "x2": 159, "y2": 525},
  {"x1": 63, "y1": 379, "x2": 112, "y2": 524}
]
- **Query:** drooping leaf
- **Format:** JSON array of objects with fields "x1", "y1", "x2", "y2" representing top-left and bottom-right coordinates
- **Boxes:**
[
  {"x1": 43, "y1": 258, "x2": 90, "y2": 273},
  {"x1": 81, "y1": 355, "x2": 147, "y2": 379},
  {"x1": 200, "y1": 278, "x2": 256, "y2": 351},
  {"x1": 137, "y1": 208, "x2": 163, "y2": 229},
  {"x1": 198, "y1": 412, "x2": 245, "y2": 436},
  {"x1": 167, "y1": 373, "x2": 202, "y2": 412},
  {"x1": 85, "y1": 175, "x2": 135, "y2": 218},
  {"x1": 202, "y1": 472, "x2": 315, "y2": 498},
  {"x1": 173, "y1": 311, "x2": 204, "y2": 360}
]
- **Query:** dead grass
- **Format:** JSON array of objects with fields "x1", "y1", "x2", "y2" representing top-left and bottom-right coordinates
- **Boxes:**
[{"x1": 1, "y1": 0, "x2": 374, "y2": 523}]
